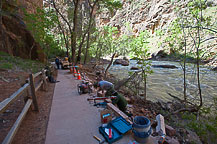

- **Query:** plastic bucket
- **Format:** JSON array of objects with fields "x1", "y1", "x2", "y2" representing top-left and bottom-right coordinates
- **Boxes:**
[
  {"x1": 132, "y1": 116, "x2": 151, "y2": 143},
  {"x1": 133, "y1": 116, "x2": 151, "y2": 133}
]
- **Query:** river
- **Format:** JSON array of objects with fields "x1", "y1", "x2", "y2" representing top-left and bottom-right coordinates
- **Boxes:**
[{"x1": 107, "y1": 60, "x2": 217, "y2": 105}]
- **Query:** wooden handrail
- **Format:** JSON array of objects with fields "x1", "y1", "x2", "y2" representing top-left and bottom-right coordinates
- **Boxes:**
[
  {"x1": 0, "y1": 65, "x2": 55, "y2": 144},
  {"x1": 0, "y1": 83, "x2": 29, "y2": 113},
  {"x1": 33, "y1": 71, "x2": 42, "y2": 79},
  {"x1": 35, "y1": 80, "x2": 43, "y2": 92},
  {"x1": 2, "y1": 99, "x2": 32, "y2": 144}
]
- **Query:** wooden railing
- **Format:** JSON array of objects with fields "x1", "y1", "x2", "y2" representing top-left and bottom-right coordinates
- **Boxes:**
[{"x1": 0, "y1": 65, "x2": 55, "y2": 144}]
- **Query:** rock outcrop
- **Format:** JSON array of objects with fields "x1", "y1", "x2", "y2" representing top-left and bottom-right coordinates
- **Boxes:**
[
  {"x1": 96, "y1": 0, "x2": 180, "y2": 35},
  {"x1": 113, "y1": 59, "x2": 129, "y2": 66},
  {"x1": 151, "y1": 50, "x2": 168, "y2": 60},
  {"x1": 0, "y1": 0, "x2": 45, "y2": 62},
  {"x1": 130, "y1": 66, "x2": 140, "y2": 70},
  {"x1": 152, "y1": 65, "x2": 178, "y2": 69}
]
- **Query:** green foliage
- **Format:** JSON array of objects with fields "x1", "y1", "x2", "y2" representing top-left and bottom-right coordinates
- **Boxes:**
[
  {"x1": 23, "y1": 7, "x2": 63, "y2": 59},
  {"x1": 101, "y1": 0, "x2": 123, "y2": 14},
  {"x1": 129, "y1": 31, "x2": 153, "y2": 75},
  {"x1": 0, "y1": 51, "x2": 10, "y2": 56},
  {"x1": 164, "y1": 18, "x2": 182, "y2": 54},
  {"x1": 0, "y1": 54, "x2": 44, "y2": 72},
  {"x1": 89, "y1": 26, "x2": 120, "y2": 59},
  {"x1": 0, "y1": 63, "x2": 13, "y2": 69},
  {"x1": 180, "y1": 111, "x2": 217, "y2": 143}
]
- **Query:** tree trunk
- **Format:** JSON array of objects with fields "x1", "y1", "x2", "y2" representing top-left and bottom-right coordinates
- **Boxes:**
[
  {"x1": 66, "y1": 29, "x2": 69, "y2": 57},
  {"x1": 56, "y1": 16, "x2": 69, "y2": 57},
  {"x1": 144, "y1": 76, "x2": 147, "y2": 100},
  {"x1": 76, "y1": 32, "x2": 87, "y2": 64},
  {"x1": 196, "y1": 26, "x2": 202, "y2": 108},
  {"x1": 104, "y1": 53, "x2": 116, "y2": 78},
  {"x1": 142, "y1": 69, "x2": 147, "y2": 100},
  {"x1": 84, "y1": 0, "x2": 98, "y2": 64},
  {"x1": 0, "y1": 0, "x2": 3, "y2": 50},
  {"x1": 182, "y1": 26, "x2": 187, "y2": 104},
  {"x1": 72, "y1": 0, "x2": 79, "y2": 65},
  {"x1": 52, "y1": 0, "x2": 72, "y2": 57},
  {"x1": 0, "y1": 0, "x2": 2, "y2": 25}
]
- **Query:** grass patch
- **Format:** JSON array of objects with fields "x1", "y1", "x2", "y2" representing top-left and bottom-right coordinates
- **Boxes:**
[
  {"x1": 0, "y1": 63, "x2": 13, "y2": 69},
  {"x1": 0, "y1": 52, "x2": 45, "y2": 72},
  {"x1": 179, "y1": 112, "x2": 217, "y2": 143},
  {"x1": 0, "y1": 51, "x2": 10, "y2": 56}
]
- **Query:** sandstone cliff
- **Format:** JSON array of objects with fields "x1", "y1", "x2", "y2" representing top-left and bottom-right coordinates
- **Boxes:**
[
  {"x1": 95, "y1": 0, "x2": 217, "y2": 64},
  {"x1": 0, "y1": 0, "x2": 45, "y2": 62}
]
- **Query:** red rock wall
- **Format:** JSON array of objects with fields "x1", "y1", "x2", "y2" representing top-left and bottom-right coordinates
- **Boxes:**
[
  {"x1": 0, "y1": 0, "x2": 45, "y2": 62},
  {"x1": 18, "y1": 0, "x2": 43, "y2": 14}
]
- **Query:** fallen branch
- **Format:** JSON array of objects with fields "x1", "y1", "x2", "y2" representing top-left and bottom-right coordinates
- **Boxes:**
[
  {"x1": 167, "y1": 92, "x2": 196, "y2": 106},
  {"x1": 0, "y1": 76, "x2": 9, "y2": 83},
  {"x1": 165, "y1": 107, "x2": 198, "y2": 118},
  {"x1": 115, "y1": 71, "x2": 141, "y2": 90},
  {"x1": 104, "y1": 53, "x2": 116, "y2": 78}
]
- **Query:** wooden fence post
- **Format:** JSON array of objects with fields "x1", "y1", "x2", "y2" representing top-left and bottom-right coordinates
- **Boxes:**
[
  {"x1": 29, "y1": 74, "x2": 39, "y2": 111},
  {"x1": 42, "y1": 70, "x2": 47, "y2": 91}
]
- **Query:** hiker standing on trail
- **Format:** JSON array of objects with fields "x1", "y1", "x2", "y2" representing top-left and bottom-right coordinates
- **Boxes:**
[
  {"x1": 94, "y1": 80, "x2": 115, "y2": 97},
  {"x1": 55, "y1": 57, "x2": 60, "y2": 69}
]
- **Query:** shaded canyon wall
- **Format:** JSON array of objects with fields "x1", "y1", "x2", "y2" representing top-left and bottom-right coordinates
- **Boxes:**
[{"x1": 0, "y1": 0, "x2": 45, "y2": 62}]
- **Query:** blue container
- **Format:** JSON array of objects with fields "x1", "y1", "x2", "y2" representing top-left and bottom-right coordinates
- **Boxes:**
[
  {"x1": 133, "y1": 128, "x2": 152, "y2": 138},
  {"x1": 133, "y1": 116, "x2": 151, "y2": 132},
  {"x1": 110, "y1": 116, "x2": 132, "y2": 134},
  {"x1": 99, "y1": 117, "x2": 132, "y2": 143},
  {"x1": 132, "y1": 116, "x2": 151, "y2": 143}
]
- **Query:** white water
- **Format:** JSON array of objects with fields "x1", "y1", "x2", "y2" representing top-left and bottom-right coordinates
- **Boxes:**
[{"x1": 108, "y1": 60, "x2": 217, "y2": 105}]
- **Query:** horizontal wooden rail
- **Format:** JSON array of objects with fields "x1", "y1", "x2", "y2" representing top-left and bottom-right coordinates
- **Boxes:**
[
  {"x1": 35, "y1": 80, "x2": 43, "y2": 92},
  {"x1": 0, "y1": 64, "x2": 55, "y2": 144},
  {"x1": 2, "y1": 99, "x2": 32, "y2": 144},
  {"x1": 0, "y1": 83, "x2": 29, "y2": 113},
  {"x1": 33, "y1": 71, "x2": 42, "y2": 79}
]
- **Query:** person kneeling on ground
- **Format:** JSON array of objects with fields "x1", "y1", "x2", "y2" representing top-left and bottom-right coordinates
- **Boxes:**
[
  {"x1": 45, "y1": 66, "x2": 60, "y2": 83},
  {"x1": 110, "y1": 91, "x2": 132, "y2": 117},
  {"x1": 93, "y1": 80, "x2": 115, "y2": 97}
]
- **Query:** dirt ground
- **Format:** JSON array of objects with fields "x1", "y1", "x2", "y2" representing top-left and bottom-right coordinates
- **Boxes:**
[{"x1": 0, "y1": 70, "x2": 57, "y2": 144}]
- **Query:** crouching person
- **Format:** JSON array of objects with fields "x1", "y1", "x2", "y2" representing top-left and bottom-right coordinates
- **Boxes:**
[
  {"x1": 111, "y1": 91, "x2": 132, "y2": 117},
  {"x1": 45, "y1": 66, "x2": 59, "y2": 83},
  {"x1": 111, "y1": 91, "x2": 129, "y2": 114}
]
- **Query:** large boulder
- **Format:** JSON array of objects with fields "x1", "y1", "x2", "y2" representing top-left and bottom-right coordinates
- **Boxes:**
[
  {"x1": 151, "y1": 50, "x2": 168, "y2": 60},
  {"x1": 113, "y1": 59, "x2": 129, "y2": 66},
  {"x1": 121, "y1": 60, "x2": 129, "y2": 66},
  {"x1": 166, "y1": 125, "x2": 176, "y2": 137},
  {"x1": 113, "y1": 59, "x2": 122, "y2": 65},
  {"x1": 152, "y1": 65, "x2": 178, "y2": 69},
  {"x1": 186, "y1": 129, "x2": 202, "y2": 144},
  {"x1": 130, "y1": 66, "x2": 140, "y2": 70},
  {"x1": 212, "y1": 67, "x2": 217, "y2": 71}
]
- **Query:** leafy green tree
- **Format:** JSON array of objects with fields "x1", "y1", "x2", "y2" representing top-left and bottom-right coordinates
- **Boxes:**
[
  {"x1": 24, "y1": 7, "x2": 63, "y2": 59},
  {"x1": 163, "y1": 0, "x2": 217, "y2": 109},
  {"x1": 129, "y1": 31, "x2": 153, "y2": 100}
]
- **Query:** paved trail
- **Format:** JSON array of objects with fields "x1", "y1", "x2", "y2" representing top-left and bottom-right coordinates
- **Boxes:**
[{"x1": 45, "y1": 70, "x2": 133, "y2": 144}]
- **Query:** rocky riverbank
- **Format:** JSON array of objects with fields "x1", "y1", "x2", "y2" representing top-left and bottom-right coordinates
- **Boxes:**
[{"x1": 80, "y1": 61, "x2": 216, "y2": 144}]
